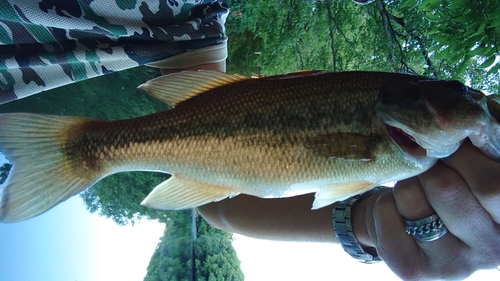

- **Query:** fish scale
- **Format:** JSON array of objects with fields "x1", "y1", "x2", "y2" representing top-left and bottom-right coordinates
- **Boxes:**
[{"x1": 0, "y1": 70, "x2": 498, "y2": 223}]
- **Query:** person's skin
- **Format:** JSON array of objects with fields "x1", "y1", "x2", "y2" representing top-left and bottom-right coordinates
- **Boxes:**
[
  {"x1": 199, "y1": 193, "x2": 336, "y2": 243},
  {"x1": 198, "y1": 140, "x2": 500, "y2": 279},
  {"x1": 357, "y1": 140, "x2": 500, "y2": 279}
]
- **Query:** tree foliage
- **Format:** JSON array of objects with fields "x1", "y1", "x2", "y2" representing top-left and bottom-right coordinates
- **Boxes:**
[
  {"x1": 194, "y1": 218, "x2": 244, "y2": 281},
  {"x1": 144, "y1": 211, "x2": 193, "y2": 281},
  {"x1": 0, "y1": 163, "x2": 12, "y2": 185},
  {"x1": 417, "y1": 0, "x2": 500, "y2": 75},
  {"x1": 226, "y1": 0, "x2": 499, "y2": 94},
  {"x1": 80, "y1": 172, "x2": 173, "y2": 225},
  {"x1": 144, "y1": 211, "x2": 244, "y2": 281}
]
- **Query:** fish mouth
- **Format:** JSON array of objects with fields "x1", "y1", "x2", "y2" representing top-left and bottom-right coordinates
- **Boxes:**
[
  {"x1": 385, "y1": 124, "x2": 418, "y2": 147},
  {"x1": 385, "y1": 124, "x2": 427, "y2": 157}
]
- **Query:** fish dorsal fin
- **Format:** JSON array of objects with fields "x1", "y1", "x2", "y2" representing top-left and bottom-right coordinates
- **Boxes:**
[
  {"x1": 138, "y1": 70, "x2": 249, "y2": 107},
  {"x1": 141, "y1": 175, "x2": 240, "y2": 210},
  {"x1": 312, "y1": 181, "x2": 376, "y2": 209},
  {"x1": 251, "y1": 70, "x2": 323, "y2": 79},
  {"x1": 251, "y1": 73, "x2": 265, "y2": 78},
  {"x1": 304, "y1": 133, "x2": 382, "y2": 161},
  {"x1": 266, "y1": 70, "x2": 326, "y2": 80}
]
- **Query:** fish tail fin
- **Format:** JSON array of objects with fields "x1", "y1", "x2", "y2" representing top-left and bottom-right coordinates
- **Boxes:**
[{"x1": 0, "y1": 113, "x2": 99, "y2": 223}]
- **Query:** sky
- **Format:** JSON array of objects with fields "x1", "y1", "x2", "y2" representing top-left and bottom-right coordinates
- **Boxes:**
[
  {"x1": 0, "y1": 188, "x2": 165, "y2": 281},
  {"x1": 1, "y1": 154, "x2": 499, "y2": 281}
]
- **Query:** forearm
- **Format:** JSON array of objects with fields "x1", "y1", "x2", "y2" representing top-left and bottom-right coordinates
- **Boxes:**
[{"x1": 198, "y1": 193, "x2": 337, "y2": 243}]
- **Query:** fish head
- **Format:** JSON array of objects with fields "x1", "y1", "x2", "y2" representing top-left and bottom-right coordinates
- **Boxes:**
[{"x1": 375, "y1": 79, "x2": 490, "y2": 158}]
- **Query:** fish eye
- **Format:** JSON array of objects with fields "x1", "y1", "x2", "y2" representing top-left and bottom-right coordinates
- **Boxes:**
[{"x1": 447, "y1": 80, "x2": 468, "y2": 95}]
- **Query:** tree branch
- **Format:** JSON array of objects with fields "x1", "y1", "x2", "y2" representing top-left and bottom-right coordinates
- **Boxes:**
[
  {"x1": 325, "y1": 0, "x2": 337, "y2": 70},
  {"x1": 295, "y1": 41, "x2": 305, "y2": 69},
  {"x1": 375, "y1": 1, "x2": 438, "y2": 77},
  {"x1": 330, "y1": 12, "x2": 354, "y2": 46},
  {"x1": 388, "y1": 15, "x2": 439, "y2": 78},
  {"x1": 375, "y1": 0, "x2": 397, "y2": 71}
]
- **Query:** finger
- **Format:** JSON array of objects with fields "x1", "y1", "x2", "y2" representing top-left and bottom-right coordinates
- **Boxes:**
[
  {"x1": 393, "y1": 177, "x2": 434, "y2": 220},
  {"x1": 443, "y1": 140, "x2": 500, "y2": 223},
  {"x1": 417, "y1": 161, "x2": 498, "y2": 247},
  {"x1": 392, "y1": 175, "x2": 464, "y2": 273},
  {"x1": 367, "y1": 190, "x2": 428, "y2": 279}
]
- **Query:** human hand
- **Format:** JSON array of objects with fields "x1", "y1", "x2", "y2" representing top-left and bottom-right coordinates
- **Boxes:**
[{"x1": 354, "y1": 140, "x2": 500, "y2": 279}]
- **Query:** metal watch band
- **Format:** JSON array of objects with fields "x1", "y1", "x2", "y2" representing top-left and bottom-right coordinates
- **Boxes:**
[{"x1": 332, "y1": 187, "x2": 382, "y2": 263}]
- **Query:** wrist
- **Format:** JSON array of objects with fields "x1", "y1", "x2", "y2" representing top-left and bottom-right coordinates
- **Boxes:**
[
  {"x1": 332, "y1": 187, "x2": 382, "y2": 263},
  {"x1": 351, "y1": 197, "x2": 375, "y2": 249}
]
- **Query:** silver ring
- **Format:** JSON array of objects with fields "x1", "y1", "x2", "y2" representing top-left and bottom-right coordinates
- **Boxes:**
[{"x1": 405, "y1": 214, "x2": 448, "y2": 242}]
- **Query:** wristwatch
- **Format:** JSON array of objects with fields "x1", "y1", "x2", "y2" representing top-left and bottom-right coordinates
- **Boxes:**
[{"x1": 332, "y1": 187, "x2": 382, "y2": 263}]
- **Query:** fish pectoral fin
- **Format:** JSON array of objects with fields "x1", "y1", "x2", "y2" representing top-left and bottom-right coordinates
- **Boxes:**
[
  {"x1": 312, "y1": 181, "x2": 376, "y2": 210},
  {"x1": 304, "y1": 133, "x2": 382, "y2": 161},
  {"x1": 138, "y1": 70, "x2": 249, "y2": 107},
  {"x1": 141, "y1": 176, "x2": 239, "y2": 210}
]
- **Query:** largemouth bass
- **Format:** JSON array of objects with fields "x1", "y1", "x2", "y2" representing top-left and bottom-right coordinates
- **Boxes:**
[{"x1": 0, "y1": 70, "x2": 498, "y2": 223}]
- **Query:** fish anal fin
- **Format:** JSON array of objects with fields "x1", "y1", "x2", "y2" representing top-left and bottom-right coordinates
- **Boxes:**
[
  {"x1": 141, "y1": 176, "x2": 239, "y2": 210},
  {"x1": 304, "y1": 133, "x2": 382, "y2": 161},
  {"x1": 312, "y1": 181, "x2": 376, "y2": 210},
  {"x1": 138, "y1": 70, "x2": 249, "y2": 107}
]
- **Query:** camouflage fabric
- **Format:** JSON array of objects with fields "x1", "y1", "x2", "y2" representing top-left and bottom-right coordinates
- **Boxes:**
[{"x1": 0, "y1": 0, "x2": 229, "y2": 104}]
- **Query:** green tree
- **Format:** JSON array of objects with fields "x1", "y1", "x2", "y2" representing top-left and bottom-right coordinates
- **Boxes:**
[
  {"x1": 144, "y1": 212, "x2": 244, "y2": 281},
  {"x1": 417, "y1": 0, "x2": 500, "y2": 76},
  {"x1": 226, "y1": 0, "x2": 499, "y2": 93},
  {"x1": 0, "y1": 163, "x2": 12, "y2": 185},
  {"x1": 144, "y1": 211, "x2": 193, "y2": 281},
  {"x1": 80, "y1": 172, "x2": 173, "y2": 225},
  {"x1": 376, "y1": 0, "x2": 499, "y2": 92},
  {"x1": 194, "y1": 218, "x2": 244, "y2": 281}
]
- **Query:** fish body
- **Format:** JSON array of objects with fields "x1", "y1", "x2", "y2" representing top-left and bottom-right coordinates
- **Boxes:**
[{"x1": 0, "y1": 70, "x2": 497, "y2": 222}]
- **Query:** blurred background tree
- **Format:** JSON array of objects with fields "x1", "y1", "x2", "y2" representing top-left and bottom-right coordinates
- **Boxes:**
[
  {"x1": 144, "y1": 211, "x2": 244, "y2": 281},
  {"x1": 226, "y1": 0, "x2": 499, "y2": 93}
]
